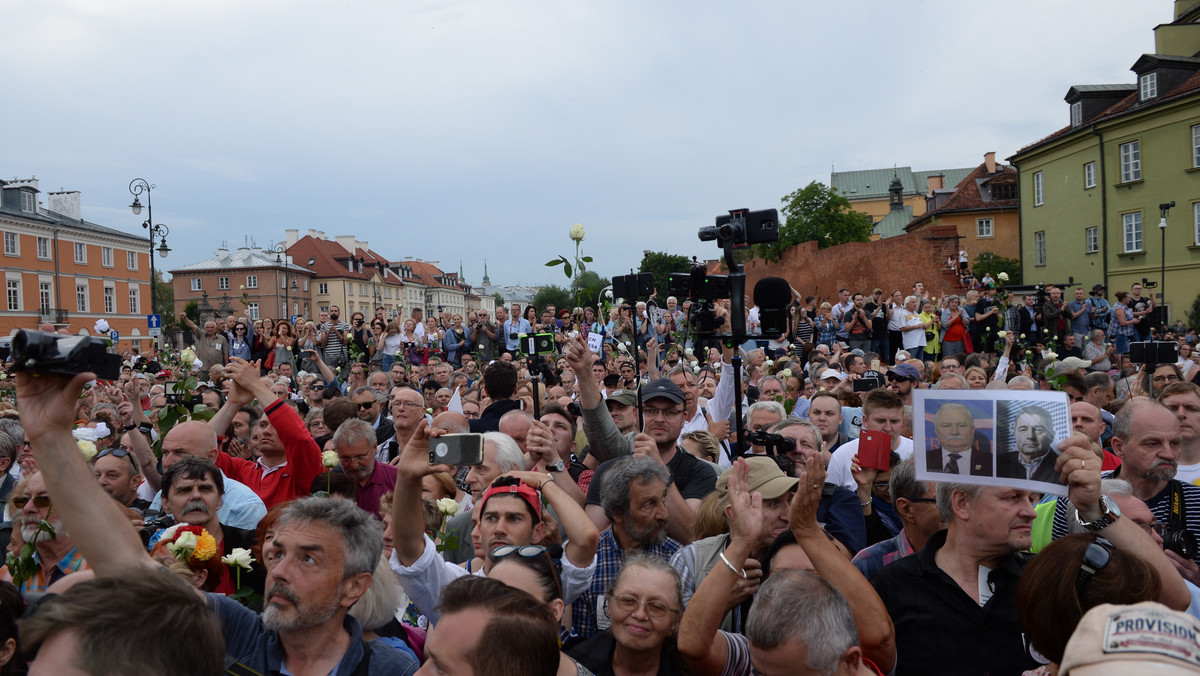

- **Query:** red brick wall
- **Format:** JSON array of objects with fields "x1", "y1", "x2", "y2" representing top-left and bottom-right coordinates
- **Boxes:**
[{"x1": 739, "y1": 225, "x2": 964, "y2": 305}]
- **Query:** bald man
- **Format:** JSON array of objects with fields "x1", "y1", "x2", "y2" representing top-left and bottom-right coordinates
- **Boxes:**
[
  {"x1": 143, "y1": 421, "x2": 267, "y2": 530},
  {"x1": 926, "y1": 403, "x2": 993, "y2": 476},
  {"x1": 1070, "y1": 401, "x2": 1122, "y2": 471}
]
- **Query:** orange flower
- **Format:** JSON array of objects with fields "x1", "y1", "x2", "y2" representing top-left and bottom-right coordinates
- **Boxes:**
[{"x1": 192, "y1": 530, "x2": 218, "y2": 561}]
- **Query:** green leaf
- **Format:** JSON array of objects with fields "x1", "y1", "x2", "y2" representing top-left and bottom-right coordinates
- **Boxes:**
[
  {"x1": 577, "y1": 261, "x2": 587, "y2": 273},
  {"x1": 546, "y1": 259, "x2": 565, "y2": 267},
  {"x1": 562, "y1": 263, "x2": 572, "y2": 278},
  {"x1": 581, "y1": 256, "x2": 593, "y2": 263}
]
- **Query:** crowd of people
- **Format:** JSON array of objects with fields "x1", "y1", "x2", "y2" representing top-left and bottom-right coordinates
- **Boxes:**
[{"x1": 0, "y1": 277, "x2": 1199, "y2": 675}]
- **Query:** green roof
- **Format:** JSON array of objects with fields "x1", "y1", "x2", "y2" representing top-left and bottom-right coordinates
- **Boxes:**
[
  {"x1": 872, "y1": 206, "x2": 915, "y2": 239},
  {"x1": 831, "y1": 166, "x2": 974, "y2": 201}
]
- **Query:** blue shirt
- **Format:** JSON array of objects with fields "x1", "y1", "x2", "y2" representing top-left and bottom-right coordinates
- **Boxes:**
[
  {"x1": 149, "y1": 473, "x2": 268, "y2": 531},
  {"x1": 503, "y1": 318, "x2": 532, "y2": 351},
  {"x1": 208, "y1": 594, "x2": 418, "y2": 676},
  {"x1": 1067, "y1": 299, "x2": 1091, "y2": 334},
  {"x1": 570, "y1": 528, "x2": 681, "y2": 640}
]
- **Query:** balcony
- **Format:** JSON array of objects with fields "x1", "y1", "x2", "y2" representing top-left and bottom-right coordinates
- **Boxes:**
[{"x1": 39, "y1": 309, "x2": 70, "y2": 325}]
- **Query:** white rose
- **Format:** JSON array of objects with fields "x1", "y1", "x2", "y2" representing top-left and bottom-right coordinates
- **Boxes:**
[
  {"x1": 180, "y1": 348, "x2": 197, "y2": 365},
  {"x1": 998, "y1": 272, "x2": 1009, "y2": 282},
  {"x1": 76, "y1": 439, "x2": 97, "y2": 460},
  {"x1": 685, "y1": 348, "x2": 694, "y2": 357},
  {"x1": 94, "y1": 319, "x2": 110, "y2": 334},
  {"x1": 72, "y1": 428, "x2": 99, "y2": 442},
  {"x1": 169, "y1": 531, "x2": 198, "y2": 558},
  {"x1": 436, "y1": 497, "x2": 460, "y2": 516},
  {"x1": 1045, "y1": 351, "x2": 1058, "y2": 360},
  {"x1": 221, "y1": 547, "x2": 256, "y2": 570},
  {"x1": 322, "y1": 450, "x2": 339, "y2": 468},
  {"x1": 997, "y1": 330, "x2": 1007, "y2": 338},
  {"x1": 569, "y1": 224, "x2": 586, "y2": 242},
  {"x1": 239, "y1": 284, "x2": 245, "y2": 291}
]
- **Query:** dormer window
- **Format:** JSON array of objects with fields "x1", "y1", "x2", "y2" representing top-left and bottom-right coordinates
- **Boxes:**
[
  {"x1": 1140, "y1": 72, "x2": 1157, "y2": 100},
  {"x1": 20, "y1": 191, "x2": 34, "y2": 213},
  {"x1": 1070, "y1": 101, "x2": 1082, "y2": 127}
]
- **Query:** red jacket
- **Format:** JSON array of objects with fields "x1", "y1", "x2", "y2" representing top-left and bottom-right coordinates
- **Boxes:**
[{"x1": 216, "y1": 399, "x2": 323, "y2": 509}]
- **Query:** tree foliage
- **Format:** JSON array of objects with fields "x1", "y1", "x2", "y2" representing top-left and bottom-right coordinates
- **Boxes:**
[
  {"x1": 972, "y1": 252, "x2": 1023, "y2": 286},
  {"x1": 531, "y1": 285, "x2": 573, "y2": 313},
  {"x1": 756, "y1": 181, "x2": 873, "y2": 261},
  {"x1": 572, "y1": 270, "x2": 610, "y2": 310},
  {"x1": 638, "y1": 251, "x2": 692, "y2": 298},
  {"x1": 1187, "y1": 293, "x2": 1200, "y2": 330}
]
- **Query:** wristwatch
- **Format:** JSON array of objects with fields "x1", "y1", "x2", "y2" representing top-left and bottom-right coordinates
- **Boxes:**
[
  {"x1": 547, "y1": 459, "x2": 566, "y2": 473},
  {"x1": 1078, "y1": 495, "x2": 1122, "y2": 532},
  {"x1": 138, "y1": 422, "x2": 154, "y2": 435}
]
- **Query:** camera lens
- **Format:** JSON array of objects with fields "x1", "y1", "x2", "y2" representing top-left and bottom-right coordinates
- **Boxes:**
[{"x1": 1164, "y1": 528, "x2": 1197, "y2": 560}]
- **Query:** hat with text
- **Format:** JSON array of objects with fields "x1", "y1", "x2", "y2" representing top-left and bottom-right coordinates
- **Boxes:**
[
  {"x1": 1060, "y1": 602, "x2": 1200, "y2": 675},
  {"x1": 641, "y1": 378, "x2": 685, "y2": 405}
]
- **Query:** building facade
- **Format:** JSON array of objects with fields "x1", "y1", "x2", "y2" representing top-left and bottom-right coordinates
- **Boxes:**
[
  {"x1": 0, "y1": 178, "x2": 153, "y2": 349},
  {"x1": 169, "y1": 247, "x2": 314, "y2": 324},
  {"x1": 905, "y1": 152, "x2": 1021, "y2": 263},
  {"x1": 831, "y1": 165, "x2": 974, "y2": 237},
  {"x1": 1009, "y1": 1, "x2": 1200, "y2": 319}
]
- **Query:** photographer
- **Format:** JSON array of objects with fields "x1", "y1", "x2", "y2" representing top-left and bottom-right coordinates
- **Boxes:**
[
  {"x1": 844, "y1": 293, "x2": 873, "y2": 354},
  {"x1": 348, "y1": 311, "x2": 371, "y2": 363},
  {"x1": 502, "y1": 302, "x2": 531, "y2": 357},
  {"x1": 475, "y1": 307, "x2": 497, "y2": 361}
]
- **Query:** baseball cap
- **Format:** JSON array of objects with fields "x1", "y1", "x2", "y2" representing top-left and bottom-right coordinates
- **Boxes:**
[
  {"x1": 606, "y1": 389, "x2": 638, "y2": 407},
  {"x1": 1059, "y1": 356, "x2": 1093, "y2": 372},
  {"x1": 1091, "y1": 284, "x2": 1107, "y2": 294},
  {"x1": 715, "y1": 456, "x2": 800, "y2": 509},
  {"x1": 603, "y1": 374, "x2": 621, "y2": 388},
  {"x1": 479, "y1": 481, "x2": 542, "y2": 522},
  {"x1": 819, "y1": 369, "x2": 845, "y2": 382},
  {"x1": 1060, "y1": 602, "x2": 1200, "y2": 675},
  {"x1": 889, "y1": 363, "x2": 921, "y2": 381},
  {"x1": 641, "y1": 378, "x2": 686, "y2": 405}
]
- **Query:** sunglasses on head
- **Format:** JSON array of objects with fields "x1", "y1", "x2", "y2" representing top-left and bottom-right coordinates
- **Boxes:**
[{"x1": 11, "y1": 495, "x2": 51, "y2": 510}]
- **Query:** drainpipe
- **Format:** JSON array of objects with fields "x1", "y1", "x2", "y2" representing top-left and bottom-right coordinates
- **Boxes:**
[
  {"x1": 1091, "y1": 124, "x2": 1108, "y2": 289},
  {"x1": 52, "y1": 228, "x2": 62, "y2": 317}
]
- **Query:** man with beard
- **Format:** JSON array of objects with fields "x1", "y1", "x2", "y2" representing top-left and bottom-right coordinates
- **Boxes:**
[
  {"x1": 158, "y1": 456, "x2": 263, "y2": 596},
  {"x1": 332, "y1": 418, "x2": 398, "y2": 517},
  {"x1": 572, "y1": 455, "x2": 681, "y2": 639},
  {"x1": 389, "y1": 423, "x2": 598, "y2": 625},
  {"x1": 996, "y1": 406, "x2": 1061, "y2": 483},
  {"x1": 0, "y1": 472, "x2": 87, "y2": 595},
  {"x1": 670, "y1": 457, "x2": 798, "y2": 634},
  {"x1": 886, "y1": 362, "x2": 921, "y2": 407}
]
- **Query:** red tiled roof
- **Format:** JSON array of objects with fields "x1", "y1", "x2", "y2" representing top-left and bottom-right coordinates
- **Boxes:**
[
  {"x1": 286, "y1": 235, "x2": 376, "y2": 281},
  {"x1": 905, "y1": 162, "x2": 1019, "y2": 230},
  {"x1": 1014, "y1": 69, "x2": 1200, "y2": 156}
]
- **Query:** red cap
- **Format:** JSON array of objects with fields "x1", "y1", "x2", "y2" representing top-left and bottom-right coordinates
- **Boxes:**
[{"x1": 478, "y1": 482, "x2": 542, "y2": 521}]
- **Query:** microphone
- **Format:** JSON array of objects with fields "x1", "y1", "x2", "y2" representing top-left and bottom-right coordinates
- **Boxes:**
[{"x1": 753, "y1": 277, "x2": 792, "y2": 335}]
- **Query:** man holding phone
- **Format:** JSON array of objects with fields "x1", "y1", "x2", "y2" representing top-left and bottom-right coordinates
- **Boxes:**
[
  {"x1": 926, "y1": 403, "x2": 993, "y2": 476},
  {"x1": 827, "y1": 389, "x2": 912, "y2": 494}
]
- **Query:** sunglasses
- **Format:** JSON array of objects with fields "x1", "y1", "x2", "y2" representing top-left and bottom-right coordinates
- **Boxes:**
[
  {"x1": 356, "y1": 401, "x2": 377, "y2": 410},
  {"x1": 1075, "y1": 537, "x2": 1113, "y2": 594},
  {"x1": 493, "y1": 545, "x2": 563, "y2": 599},
  {"x1": 11, "y1": 495, "x2": 51, "y2": 510},
  {"x1": 95, "y1": 447, "x2": 139, "y2": 470},
  {"x1": 310, "y1": 384, "x2": 326, "y2": 390}
]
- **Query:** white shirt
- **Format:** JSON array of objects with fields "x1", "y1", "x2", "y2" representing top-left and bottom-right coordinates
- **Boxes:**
[
  {"x1": 828, "y1": 435, "x2": 915, "y2": 493},
  {"x1": 937, "y1": 449, "x2": 972, "y2": 476}
]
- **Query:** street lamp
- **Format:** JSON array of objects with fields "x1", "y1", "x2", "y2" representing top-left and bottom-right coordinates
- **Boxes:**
[
  {"x1": 1159, "y1": 201, "x2": 1175, "y2": 324},
  {"x1": 272, "y1": 244, "x2": 291, "y2": 321},
  {"x1": 129, "y1": 178, "x2": 171, "y2": 318}
]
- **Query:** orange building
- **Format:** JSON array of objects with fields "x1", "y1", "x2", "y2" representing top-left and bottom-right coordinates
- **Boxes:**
[
  {"x1": 0, "y1": 178, "x2": 154, "y2": 350},
  {"x1": 904, "y1": 152, "x2": 1022, "y2": 263}
]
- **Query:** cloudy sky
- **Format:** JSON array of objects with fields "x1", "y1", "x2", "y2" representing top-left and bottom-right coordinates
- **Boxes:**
[{"x1": 3, "y1": 1, "x2": 1169, "y2": 289}]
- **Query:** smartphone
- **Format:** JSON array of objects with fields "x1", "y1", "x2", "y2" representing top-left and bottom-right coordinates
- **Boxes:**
[
  {"x1": 429, "y1": 433, "x2": 485, "y2": 466},
  {"x1": 870, "y1": 359, "x2": 881, "y2": 372},
  {"x1": 858, "y1": 430, "x2": 892, "y2": 471}
]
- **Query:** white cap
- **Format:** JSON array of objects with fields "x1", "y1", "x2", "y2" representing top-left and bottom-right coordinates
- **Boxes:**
[
  {"x1": 1061, "y1": 602, "x2": 1200, "y2": 675},
  {"x1": 820, "y1": 369, "x2": 845, "y2": 381}
]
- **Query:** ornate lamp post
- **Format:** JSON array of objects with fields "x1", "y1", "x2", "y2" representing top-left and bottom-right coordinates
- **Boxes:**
[{"x1": 129, "y1": 178, "x2": 171, "y2": 322}]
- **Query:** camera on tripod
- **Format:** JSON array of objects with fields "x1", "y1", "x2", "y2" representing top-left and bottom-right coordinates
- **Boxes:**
[{"x1": 10, "y1": 330, "x2": 122, "y2": 380}]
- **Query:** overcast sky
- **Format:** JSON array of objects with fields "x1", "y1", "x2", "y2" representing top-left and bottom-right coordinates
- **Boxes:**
[{"x1": 3, "y1": 1, "x2": 1169, "y2": 289}]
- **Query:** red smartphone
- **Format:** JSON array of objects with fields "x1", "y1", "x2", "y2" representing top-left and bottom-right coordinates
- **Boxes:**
[{"x1": 858, "y1": 430, "x2": 892, "y2": 471}]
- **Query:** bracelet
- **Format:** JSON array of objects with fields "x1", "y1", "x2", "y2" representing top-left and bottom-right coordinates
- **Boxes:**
[
  {"x1": 718, "y1": 550, "x2": 747, "y2": 579},
  {"x1": 861, "y1": 501, "x2": 872, "y2": 507}
]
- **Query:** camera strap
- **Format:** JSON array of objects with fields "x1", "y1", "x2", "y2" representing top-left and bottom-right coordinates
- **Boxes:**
[{"x1": 1169, "y1": 479, "x2": 1187, "y2": 531}]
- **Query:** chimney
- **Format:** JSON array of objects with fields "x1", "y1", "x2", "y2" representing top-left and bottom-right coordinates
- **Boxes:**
[
  {"x1": 285, "y1": 229, "x2": 299, "y2": 246},
  {"x1": 47, "y1": 191, "x2": 81, "y2": 221},
  {"x1": 335, "y1": 235, "x2": 356, "y2": 253},
  {"x1": 984, "y1": 152, "x2": 996, "y2": 174},
  {"x1": 307, "y1": 229, "x2": 317, "y2": 238},
  {"x1": 927, "y1": 175, "x2": 944, "y2": 192},
  {"x1": 217, "y1": 246, "x2": 230, "y2": 259}
]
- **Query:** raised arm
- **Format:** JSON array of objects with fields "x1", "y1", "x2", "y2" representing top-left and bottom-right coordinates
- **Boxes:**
[
  {"x1": 17, "y1": 372, "x2": 156, "y2": 576},
  {"x1": 504, "y1": 471, "x2": 598, "y2": 569},
  {"x1": 391, "y1": 422, "x2": 451, "y2": 564}
]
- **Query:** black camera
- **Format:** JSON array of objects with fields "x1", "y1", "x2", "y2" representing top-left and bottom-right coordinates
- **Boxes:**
[
  {"x1": 11, "y1": 330, "x2": 122, "y2": 380},
  {"x1": 1163, "y1": 525, "x2": 1197, "y2": 560},
  {"x1": 1129, "y1": 341, "x2": 1178, "y2": 365},
  {"x1": 509, "y1": 332, "x2": 519, "y2": 340},
  {"x1": 519, "y1": 333, "x2": 555, "y2": 356},
  {"x1": 566, "y1": 402, "x2": 582, "y2": 417},
  {"x1": 745, "y1": 430, "x2": 796, "y2": 456},
  {"x1": 698, "y1": 208, "x2": 779, "y2": 246},
  {"x1": 852, "y1": 371, "x2": 886, "y2": 393}
]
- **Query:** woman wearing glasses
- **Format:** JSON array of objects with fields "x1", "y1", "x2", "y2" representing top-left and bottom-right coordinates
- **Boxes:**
[
  {"x1": 489, "y1": 544, "x2": 596, "y2": 675},
  {"x1": 566, "y1": 555, "x2": 687, "y2": 676}
]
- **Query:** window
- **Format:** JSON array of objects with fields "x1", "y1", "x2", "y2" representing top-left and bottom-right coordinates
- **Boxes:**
[
  {"x1": 1140, "y1": 72, "x2": 1157, "y2": 100},
  {"x1": 103, "y1": 287, "x2": 115, "y2": 314},
  {"x1": 1120, "y1": 140, "x2": 1141, "y2": 182},
  {"x1": 1084, "y1": 162, "x2": 1096, "y2": 189},
  {"x1": 218, "y1": 276, "x2": 230, "y2": 290},
  {"x1": 1086, "y1": 226, "x2": 1099, "y2": 253},
  {"x1": 76, "y1": 284, "x2": 88, "y2": 312},
  {"x1": 1193, "y1": 125, "x2": 1200, "y2": 169},
  {"x1": 1033, "y1": 172, "x2": 1044, "y2": 206},
  {"x1": 1071, "y1": 101, "x2": 1082, "y2": 127},
  {"x1": 303, "y1": 279, "x2": 309, "y2": 291},
  {"x1": 127, "y1": 250, "x2": 137, "y2": 270},
  {"x1": 37, "y1": 237, "x2": 50, "y2": 260},
  {"x1": 129, "y1": 288, "x2": 139, "y2": 314},
  {"x1": 245, "y1": 275, "x2": 258, "y2": 289},
  {"x1": 73, "y1": 242, "x2": 86, "y2": 264},
  {"x1": 1034, "y1": 232, "x2": 1046, "y2": 266},
  {"x1": 1195, "y1": 202, "x2": 1200, "y2": 246},
  {"x1": 347, "y1": 282, "x2": 354, "y2": 296},
  {"x1": 976, "y1": 218, "x2": 993, "y2": 238},
  {"x1": 1123, "y1": 212, "x2": 1143, "y2": 253},
  {"x1": 318, "y1": 282, "x2": 328, "y2": 295},
  {"x1": 39, "y1": 282, "x2": 51, "y2": 313},
  {"x1": 101, "y1": 247, "x2": 113, "y2": 267},
  {"x1": 6, "y1": 280, "x2": 19, "y2": 311},
  {"x1": 3, "y1": 233, "x2": 17, "y2": 256},
  {"x1": 248, "y1": 302, "x2": 259, "y2": 320},
  {"x1": 992, "y1": 183, "x2": 1016, "y2": 200},
  {"x1": 20, "y1": 192, "x2": 34, "y2": 213},
  {"x1": 191, "y1": 278, "x2": 202, "y2": 291}
]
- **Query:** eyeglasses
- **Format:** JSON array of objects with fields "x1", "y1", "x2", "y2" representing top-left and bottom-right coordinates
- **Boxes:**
[
  {"x1": 310, "y1": 384, "x2": 326, "y2": 391},
  {"x1": 608, "y1": 593, "x2": 678, "y2": 619},
  {"x1": 10, "y1": 495, "x2": 51, "y2": 510},
  {"x1": 642, "y1": 407, "x2": 684, "y2": 419},
  {"x1": 1153, "y1": 374, "x2": 1180, "y2": 385},
  {"x1": 1137, "y1": 520, "x2": 1165, "y2": 536},
  {"x1": 356, "y1": 401, "x2": 377, "y2": 410},
  {"x1": 391, "y1": 401, "x2": 424, "y2": 410},
  {"x1": 1075, "y1": 537, "x2": 1114, "y2": 594}
]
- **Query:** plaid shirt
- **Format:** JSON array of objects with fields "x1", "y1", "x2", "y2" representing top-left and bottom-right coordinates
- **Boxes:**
[
  {"x1": 2, "y1": 546, "x2": 89, "y2": 596},
  {"x1": 851, "y1": 529, "x2": 915, "y2": 580},
  {"x1": 815, "y1": 316, "x2": 838, "y2": 346},
  {"x1": 570, "y1": 528, "x2": 681, "y2": 640}
]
